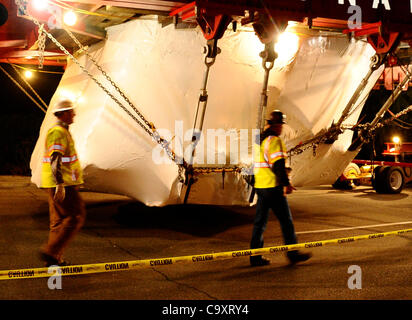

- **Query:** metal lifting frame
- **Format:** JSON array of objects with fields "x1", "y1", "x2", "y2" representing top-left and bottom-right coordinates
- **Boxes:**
[
  {"x1": 340, "y1": 23, "x2": 405, "y2": 151},
  {"x1": 323, "y1": 54, "x2": 383, "y2": 144},
  {"x1": 189, "y1": 40, "x2": 219, "y2": 164},
  {"x1": 257, "y1": 41, "x2": 276, "y2": 132},
  {"x1": 342, "y1": 21, "x2": 400, "y2": 55},
  {"x1": 249, "y1": 10, "x2": 280, "y2": 132},
  {"x1": 348, "y1": 56, "x2": 412, "y2": 152},
  {"x1": 321, "y1": 21, "x2": 402, "y2": 145},
  {"x1": 170, "y1": 2, "x2": 232, "y2": 203},
  {"x1": 335, "y1": 54, "x2": 381, "y2": 128}
]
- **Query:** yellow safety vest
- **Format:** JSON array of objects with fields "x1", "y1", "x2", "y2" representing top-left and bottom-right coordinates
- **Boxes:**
[
  {"x1": 253, "y1": 135, "x2": 287, "y2": 188},
  {"x1": 40, "y1": 122, "x2": 83, "y2": 188}
]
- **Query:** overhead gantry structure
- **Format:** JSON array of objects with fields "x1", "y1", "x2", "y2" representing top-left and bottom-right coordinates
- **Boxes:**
[
  {"x1": 1, "y1": 0, "x2": 412, "y2": 66},
  {"x1": 1, "y1": 0, "x2": 412, "y2": 201}
]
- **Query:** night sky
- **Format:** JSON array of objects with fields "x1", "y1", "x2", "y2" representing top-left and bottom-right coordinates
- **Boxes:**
[
  {"x1": 0, "y1": 60, "x2": 411, "y2": 176},
  {"x1": 356, "y1": 86, "x2": 412, "y2": 161},
  {"x1": 0, "y1": 62, "x2": 63, "y2": 175}
]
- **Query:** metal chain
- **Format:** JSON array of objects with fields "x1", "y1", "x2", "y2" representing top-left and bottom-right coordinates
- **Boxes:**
[
  {"x1": 45, "y1": 30, "x2": 152, "y2": 136},
  {"x1": 355, "y1": 105, "x2": 412, "y2": 131},
  {"x1": 287, "y1": 125, "x2": 344, "y2": 157},
  {"x1": 192, "y1": 166, "x2": 243, "y2": 174},
  {"x1": 37, "y1": 23, "x2": 46, "y2": 69},
  {"x1": 390, "y1": 104, "x2": 412, "y2": 120},
  {"x1": 288, "y1": 141, "x2": 320, "y2": 158},
  {"x1": 63, "y1": 27, "x2": 155, "y2": 132},
  {"x1": 288, "y1": 104, "x2": 412, "y2": 157},
  {"x1": 15, "y1": 0, "x2": 188, "y2": 181},
  {"x1": 62, "y1": 25, "x2": 189, "y2": 181},
  {"x1": 344, "y1": 104, "x2": 412, "y2": 146}
]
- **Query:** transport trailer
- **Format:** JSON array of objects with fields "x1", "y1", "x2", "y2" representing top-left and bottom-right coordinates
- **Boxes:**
[{"x1": 333, "y1": 142, "x2": 412, "y2": 194}]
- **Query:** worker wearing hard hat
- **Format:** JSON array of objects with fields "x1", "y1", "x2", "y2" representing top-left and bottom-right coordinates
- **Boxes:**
[
  {"x1": 39, "y1": 99, "x2": 86, "y2": 267},
  {"x1": 250, "y1": 110, "x2": 312, "y2": 266}
]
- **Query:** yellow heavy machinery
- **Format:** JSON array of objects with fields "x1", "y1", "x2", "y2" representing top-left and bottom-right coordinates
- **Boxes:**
[{"x1": 335, "y1": 139, "x2": 412, "y2": 194}]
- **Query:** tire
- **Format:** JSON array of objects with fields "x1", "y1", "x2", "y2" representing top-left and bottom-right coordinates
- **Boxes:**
[
  {"x1": 403, "y1": 167, "x2": 412, "y2": 179},
  {"x1": 382, "y1": 166, "x2": 405, "y2": 194},
  {"x1": 332, "y1": 177, "x2": 352, "y2": 190},
  {"x1": 372, "y1": 166, "x2": 385, "y2": 193}
]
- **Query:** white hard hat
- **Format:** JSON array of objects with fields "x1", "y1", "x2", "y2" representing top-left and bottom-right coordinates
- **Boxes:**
[{"x1": 53, "y1": 99, "x2": 75, "y2": 114}]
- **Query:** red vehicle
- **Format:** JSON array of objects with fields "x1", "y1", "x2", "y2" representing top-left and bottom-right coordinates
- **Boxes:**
[{"x1": 336, "y1": 140, "x2": 412, "y2": 194}]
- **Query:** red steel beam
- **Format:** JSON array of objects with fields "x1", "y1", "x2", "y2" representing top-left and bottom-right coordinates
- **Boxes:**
[
  {"x1": 353, "y1": 160, "x2": 412, "y2": 168},
  {"x1": 0, "y1": 57, "x2": 66, "y2": 66}
]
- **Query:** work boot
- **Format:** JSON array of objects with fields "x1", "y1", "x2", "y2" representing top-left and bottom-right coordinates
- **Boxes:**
[
  {"x1": 287, "y1": 251, "x2": 312, "y2": 265},
  {"x1": 39, "y1": 252, "x2": 59, "y2": 267},
  {"x1": 250, "y1": 256, "x2": 271, "y2": 267},
  {"x1": 39, "y1": 252, "x2": 71, "y2": 267}
]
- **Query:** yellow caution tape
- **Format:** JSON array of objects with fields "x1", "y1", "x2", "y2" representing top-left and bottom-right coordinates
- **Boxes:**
[{"x1": 1, "y1": 228, "x2": 412, "y2": 280}]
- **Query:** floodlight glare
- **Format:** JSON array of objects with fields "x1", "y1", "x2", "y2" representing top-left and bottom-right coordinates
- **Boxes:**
[
  {"x1": 32, "y1": 0, "x2": 48, "y2": 11},
  {"x1": 274, "y1": 31, "x2": 299, "y2": 66},
  {"x1": 393, "y1": 136, "x2": 400, "y2": 144},
  {"x1": 63, "y1": 11, "x2": 77, "y2": 26},
  {"x1": 24, "y1": 70, "x2": 33, "y2": 79}
]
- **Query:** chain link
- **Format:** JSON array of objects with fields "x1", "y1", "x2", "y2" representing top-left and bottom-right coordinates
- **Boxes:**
[
  {"x1": 192, "y1": 166, "x2": 243, "y2": 174},
  {"x1": 355, "y1": 104, "x2": 412, "y2": 132},
  {"x1": 15, "y1": 0, "x2": 188, "y2": 181},
  {"x1": 286, "y1": 101, "x2": 412, "y2": 158},
  {"x1": 287, "y1": 125, "x2": 344, "y2": 158},
  {"x1": 63, "y1": 27, "x2": 190, "y2": 181},
  {"x1": 63, "y1": 28, "x2": 155, "y2": 131},
  {"x1": 25, "y1": 0, "x2": 402, "y2": 183},
  {"x1": 37, "y1": 23, "x2": 46, "y2": 69}
]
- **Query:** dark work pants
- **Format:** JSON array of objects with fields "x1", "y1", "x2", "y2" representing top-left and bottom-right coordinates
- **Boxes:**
[
  {"x1": 250, "y1": 186, "x2": 298, "y2": 261},
  {"x1": 44, "y1": 186, "x2": 86, "y2": 262}
]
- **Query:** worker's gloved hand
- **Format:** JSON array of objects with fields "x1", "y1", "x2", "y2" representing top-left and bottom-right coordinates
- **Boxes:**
[
  {"x1": 284, "y1": 185, "x2": 296, "y2": 196},
  {"x1": 54, "y1": 184, "x2": 66, "y2": 203}
]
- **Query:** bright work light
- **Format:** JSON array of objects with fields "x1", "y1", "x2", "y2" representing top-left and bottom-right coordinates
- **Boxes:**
[
  {"x1": 63, "y1": 11, "x2": 77, "y2": 26},
  {"x1": 24, "y1": 70, "x2": 33, "y2": 79},
  {"x1": 274, "y1": 31, "x2": 299, "y2": 66},
  {"x1": 32, "y1": 0, "x2": 48, "y2": 11}
]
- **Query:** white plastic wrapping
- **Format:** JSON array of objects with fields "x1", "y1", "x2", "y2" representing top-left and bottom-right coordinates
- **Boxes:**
[{"x1": 30, "y1": 18, "x2": 383, "y2": 206}]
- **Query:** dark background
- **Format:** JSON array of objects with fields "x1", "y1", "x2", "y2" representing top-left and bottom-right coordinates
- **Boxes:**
[
  {"x1": 0, "y1": 62, "x2": 411, "y2": 176},
  {"x1": 355, "y1": 86, "x2": 412, "y2": 162},
  {"x1": 0, "y1": 63, "x2": 63, "y2": 175}
]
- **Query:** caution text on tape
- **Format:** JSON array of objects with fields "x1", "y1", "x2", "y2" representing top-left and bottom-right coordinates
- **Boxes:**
[{"x1": 1, "y1": 228, "x2": 411, "y2": 280}]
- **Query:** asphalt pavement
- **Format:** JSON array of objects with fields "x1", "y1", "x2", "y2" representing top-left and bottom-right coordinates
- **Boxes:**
[{"x1": 1, "y1": 176, "x2": 412, "y2": 306}]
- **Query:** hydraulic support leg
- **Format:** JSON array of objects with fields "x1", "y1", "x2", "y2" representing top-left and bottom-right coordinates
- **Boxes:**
[
  {"x1": 348, "y1": 64, "x2": 412, "y2": 151},
  {"x1": 324, "y1": 54, "x2": 383, "y2": 144},
  {"x1": 257, "y1": 41, "x2": 276, "y2": 132},
  {"x1": 189, "y1": 40, "x2": 219, "y2": 162},
  {"x1": 183, "y1": 41, "x2": 219, "y2": 204},
  {"x1": 181, "y1": 11, "x2": 232, "y2": 204}
]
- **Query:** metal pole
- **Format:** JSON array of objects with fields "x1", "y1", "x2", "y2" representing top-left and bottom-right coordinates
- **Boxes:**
[
  {"x1": 257, "y1": 42, "x2": 275, "y2": 132},
  {"x1": 184, "y1": 41, "x2": 220, "y2": 204},
  {"x1": 335, "y1": 54, "x2": 381, "y2": 128},
  {"x1": 257, "y1": 63, "x2": 273, "y2": 131},
  {"x1": 189, "y1": 55, "x2": 216, "y2": 164},
  {"x1": 348, "y1": 65, "x2": 412, "y2": 151},
  {"x1": 370, "y1": 69, "x2": 412, "y2": 128}
]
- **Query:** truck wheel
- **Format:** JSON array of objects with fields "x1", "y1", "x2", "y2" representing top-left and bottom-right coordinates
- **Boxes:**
[
  {"x1": 382, "y1": 166, "x2": 404, "y2": 194},
  {"x1": 403, "y1": 167, "x2": 412, "y2": 179},
  {"x1": 372, "y1": 166, "x2": 385, "y2": 193},
  {"x1": 332, "y1": 177, "x2": 352, "y2": 190}
]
